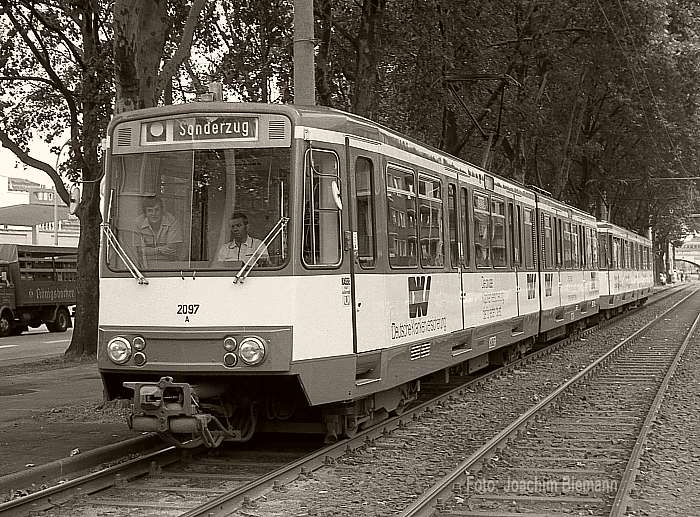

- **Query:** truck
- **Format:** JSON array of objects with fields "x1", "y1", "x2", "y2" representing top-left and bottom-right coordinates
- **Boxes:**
[{"x1": 0, "y1": 244, "x2": 77, "y2": 337}]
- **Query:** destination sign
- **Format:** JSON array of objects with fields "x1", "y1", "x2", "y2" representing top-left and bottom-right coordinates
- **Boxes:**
[{"x1": 142, "y1": 116, "x2": 258, "y2": 143}]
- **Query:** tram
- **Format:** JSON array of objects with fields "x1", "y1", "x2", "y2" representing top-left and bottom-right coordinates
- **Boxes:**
[{"x1": 96, "y1": 101, "x2": 653, "y2": 446}]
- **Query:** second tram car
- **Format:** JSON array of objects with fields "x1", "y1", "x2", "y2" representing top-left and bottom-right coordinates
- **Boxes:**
[{"x1": 96, "y1": 102, "x2": 653, "y2": 446}]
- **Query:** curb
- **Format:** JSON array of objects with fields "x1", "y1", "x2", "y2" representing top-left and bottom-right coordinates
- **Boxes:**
[{"x1": 0, "y1": 434, "x2": 162, "y2": 493}]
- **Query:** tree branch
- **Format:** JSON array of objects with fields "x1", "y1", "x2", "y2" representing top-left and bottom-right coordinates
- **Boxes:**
[
  {"x1": 0, "y1": 75, "x2": 63, "y2": 88},
  {"x1": 22, "y1": 0, "x2": 86, "y2": 68},
  {"x1": 0, "y1": 128, "x2": 70, "y2": 204},
  {"x1": 157, "y1": 0, "x2": 206, "y2": 97}
]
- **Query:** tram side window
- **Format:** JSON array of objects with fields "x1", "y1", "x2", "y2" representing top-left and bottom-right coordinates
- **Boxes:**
[
  {"x1": 523, "y1": 208, "x2": 534, "y2": 269},
  {"x1": 573, "y1": 224, "x2": 580, "y2": 268},
  {"x1": 599, "y1": 234, "x2": 609, "y2": 269},
  {"x1": 591, "y1": 229, "x2": 599, "y2": 268},
  {"x1": 460, "y1": 187, "x2": 470, "y2": 266},
  {"x1": 302, "y1": 149, "x2": 342, "y2": 266},
  {"x1": 386, "y1": 166, "x2": 417, "y2": 267},
  {"x1": 473, "y1": 193, "x2": 491, "y2": 267},
  {"x1": 355, "y1": 157, "x2": 376, "y2": 268},
  {"x1": 491, "y1": 197, "x2": 506, "y2": 267},
  {"x1": 563, "y1": 222, "x2": 572, "y2": 269},
  {"x1": 508, "y1": 202, "x2": 522, "y2": 267},
  {"x1": 612, "y1": 237, "x2": 621, "y2": 269},
  {"x1": 448, "y1": 184, "x2": 458, "y2": 268},
  {"x1": 556, "y1": 218, "x2": 563, "y2": 267},
  {"x1": 543, "y1": 215, "x2": 553, "y2": 269},
  {"x1": 418, "y1": 175, "x2": 444, "y2": 267}
]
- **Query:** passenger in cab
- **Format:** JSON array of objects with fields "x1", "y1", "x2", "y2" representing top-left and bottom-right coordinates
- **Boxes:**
[
  {"x1": 136, "y1": 196, "x2": 184, "y2": 266},
  {"x1": 216, "y1": 211, "x2": 270, "y2": 266}
]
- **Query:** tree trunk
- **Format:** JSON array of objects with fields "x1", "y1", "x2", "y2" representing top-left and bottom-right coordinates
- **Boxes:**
[
  {"x1": 67, "y1": 186, "x2": 101, "y2": 357},
  {"x1": 441, "y1": 107, "x2": 461, "y2": 157},
  {"x1": 113, "y1": 0, "x2": 168, "y2": 112},
  {"x1": 65, "y1": 2, "x2": 109, "y2": 357},
  {"x1": 350, "y1": 0, "x2": 385, "y2": 117}
]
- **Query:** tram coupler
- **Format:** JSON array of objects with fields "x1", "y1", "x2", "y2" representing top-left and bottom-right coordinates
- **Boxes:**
[{"x1": 124, "y1": 376, "x2": 253, "y2": 447}]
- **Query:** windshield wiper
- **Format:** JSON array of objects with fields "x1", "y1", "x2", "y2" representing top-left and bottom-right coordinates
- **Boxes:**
[
  {"x1": 233, "y1": 216, "x2": 289, "y2": 284},
  {"x1": 102, "y1": 223, "x2": 149, "y2": 285}
]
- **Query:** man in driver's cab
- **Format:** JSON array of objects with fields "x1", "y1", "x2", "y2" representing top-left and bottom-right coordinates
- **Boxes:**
[
  {"x1": 216, "y1": 212, "x2": 269, "y2": 265},
  {"x1": 136, "y1": 196, "x2": 184, "y2": 266}
]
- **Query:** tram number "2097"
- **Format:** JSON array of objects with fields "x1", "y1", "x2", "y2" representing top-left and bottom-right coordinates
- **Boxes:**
[{"x1": 177, "y1": 304, "x2": 200, "y2": 315}]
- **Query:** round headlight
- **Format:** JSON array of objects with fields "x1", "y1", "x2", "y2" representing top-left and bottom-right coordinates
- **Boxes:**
[
  {"x1": 223, "y1": 336, "x2": 237, "y2": 352},
  {"x1": 132, "y1": 336, "x2": 146, "y2": 351},
  {"x1": 239, "y1": 337, "x2": 266, "y2": 365},
  {"x1": 107, "y1": 337, "x2": 132, "y2": 365}
]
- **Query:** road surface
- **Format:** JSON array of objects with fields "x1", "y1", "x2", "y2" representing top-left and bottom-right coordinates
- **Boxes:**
[{"x1": 0, "y1": 325, "x2": 73, "y2": 365}]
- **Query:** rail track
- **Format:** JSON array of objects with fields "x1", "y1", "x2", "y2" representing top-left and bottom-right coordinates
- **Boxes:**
[
  {"x1": 400, "y1": 287, "x2": 699, "y2": 517},
  {"x1": 0, "y1": 285, "x2": 690, "y2": 517}
]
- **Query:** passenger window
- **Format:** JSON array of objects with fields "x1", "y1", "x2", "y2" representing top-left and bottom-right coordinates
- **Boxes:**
[
  {"x1": 563, "y1": 222, "x2": 572, "y2": 269},
  {"x1": 510, "y1": 204, "x2": 522, "y2": 267},
  {"x1": 523, "y1": 208, "x2": 534, "y2": 269},
  {"x1": 355, "y1": 157, "x2": 376, "y2": 268},
  {"x1": 448, "y1": 184, "x2": 459, "y2": 268},
  {"x1": 491, "y1": 197, "x2": 506, "y2": 267},
  {"x1": 460, "y1": 187, "x2": 470, "y2": 266},
  {"x1": 473, "y1": 193, "x2": 490, "y2": 267},
  {"x1": 544, "y1": 215, "x2": 553, "y2": 269},
  {"x1": 386, "y1": 166, "x2": 417, "y2": 267},
  {"x1": 591, "y1": 229, "x2": 599, "y2": 268},
  {"x1": 418, "y1": 175, "x2": 444, "y2": 267},
  {"x1": 302, "y1": 149, "x2": 341, "y2": 266}
]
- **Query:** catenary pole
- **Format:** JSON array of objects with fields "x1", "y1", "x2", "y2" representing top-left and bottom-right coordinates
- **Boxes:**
[{"x1": 293, "y1": 0, "x2": 315, "y2": 105}]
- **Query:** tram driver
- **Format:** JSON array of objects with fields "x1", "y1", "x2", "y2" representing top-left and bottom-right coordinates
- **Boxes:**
[
  {"x1": 215, "y1": 211, "x2": 270, "y2": 266},
  {"x1": 135, "y1": 195, "x2": 184, "y2": 267}
]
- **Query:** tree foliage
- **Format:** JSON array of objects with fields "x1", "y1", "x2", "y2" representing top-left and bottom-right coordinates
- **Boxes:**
[{"x1": 1, "y1": 0, "x2": 699, "y2": 351}]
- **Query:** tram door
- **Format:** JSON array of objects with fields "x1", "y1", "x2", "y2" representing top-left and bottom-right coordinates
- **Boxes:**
[{"x1": 346, "y1": 139, "x2": 386, "y2": 353}]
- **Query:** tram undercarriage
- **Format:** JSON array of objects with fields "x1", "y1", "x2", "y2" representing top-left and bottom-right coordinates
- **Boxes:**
[{"x1": 124, "y1": 375, "x2": 420, "y2": 447}]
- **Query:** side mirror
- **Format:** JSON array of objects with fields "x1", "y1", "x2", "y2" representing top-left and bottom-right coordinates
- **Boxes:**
[{"x1": 69, "y1": 186, "x2": 81, "y2": 214}]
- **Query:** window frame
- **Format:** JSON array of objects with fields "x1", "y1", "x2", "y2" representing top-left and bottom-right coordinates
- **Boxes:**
[
  {"x1": 386, "y1": 163, "x2": 418, "y2": 269},
  {"x1": 301, "y1": 147, "x2": 343, "y2": 269},
  {"x1": 353, "y1": 156, "x2": 376, "y2": 269}
]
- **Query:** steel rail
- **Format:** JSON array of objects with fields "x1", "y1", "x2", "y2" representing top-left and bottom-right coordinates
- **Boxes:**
[
  {"x1": 397, "y1": 287, "x2": 698, "y2": 517},
  {"x1": 0, "y1": 445, "x2": 190, "y2": 516},
  {"x1": 609, "y1": 308, "x2": 700, "y2": 516}
]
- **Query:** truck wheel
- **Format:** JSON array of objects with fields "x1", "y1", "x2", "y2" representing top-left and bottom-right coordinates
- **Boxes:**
[
  {"x1": 0, "y1": 312, "x2": 12, "y2": 338},
  {"x1": 47, "y1": 308, "x2": 70, "y2": 333}
]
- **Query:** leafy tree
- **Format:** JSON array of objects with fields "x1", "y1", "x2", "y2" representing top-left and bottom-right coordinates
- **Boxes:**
[
  {"x1": 195, "y1": 0, "x2": 292, "y2": 103},
  {"x1": 0, "y1": 0, "x2": 112, "y2": 356},
  {"x1": 0, "y1": 0, "x2": 205, "y2": 357}
]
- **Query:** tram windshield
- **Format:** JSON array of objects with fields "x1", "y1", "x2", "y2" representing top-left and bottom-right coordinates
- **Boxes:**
[{"x1": 106, "y1": 148, "x2": 290, "y2": 272}]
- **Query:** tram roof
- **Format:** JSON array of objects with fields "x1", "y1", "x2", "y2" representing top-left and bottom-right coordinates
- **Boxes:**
[
  {"x1": 597, "y1": 220, "x2": 651, "y2": 243},
  {"x1": 109, "y1": 102, "x2": 603, "y2": 217}
]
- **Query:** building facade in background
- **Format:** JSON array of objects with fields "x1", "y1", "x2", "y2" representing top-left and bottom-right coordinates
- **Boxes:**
[{"x1": 0, "y1": 174, "x2": 80, "y2": 246}]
